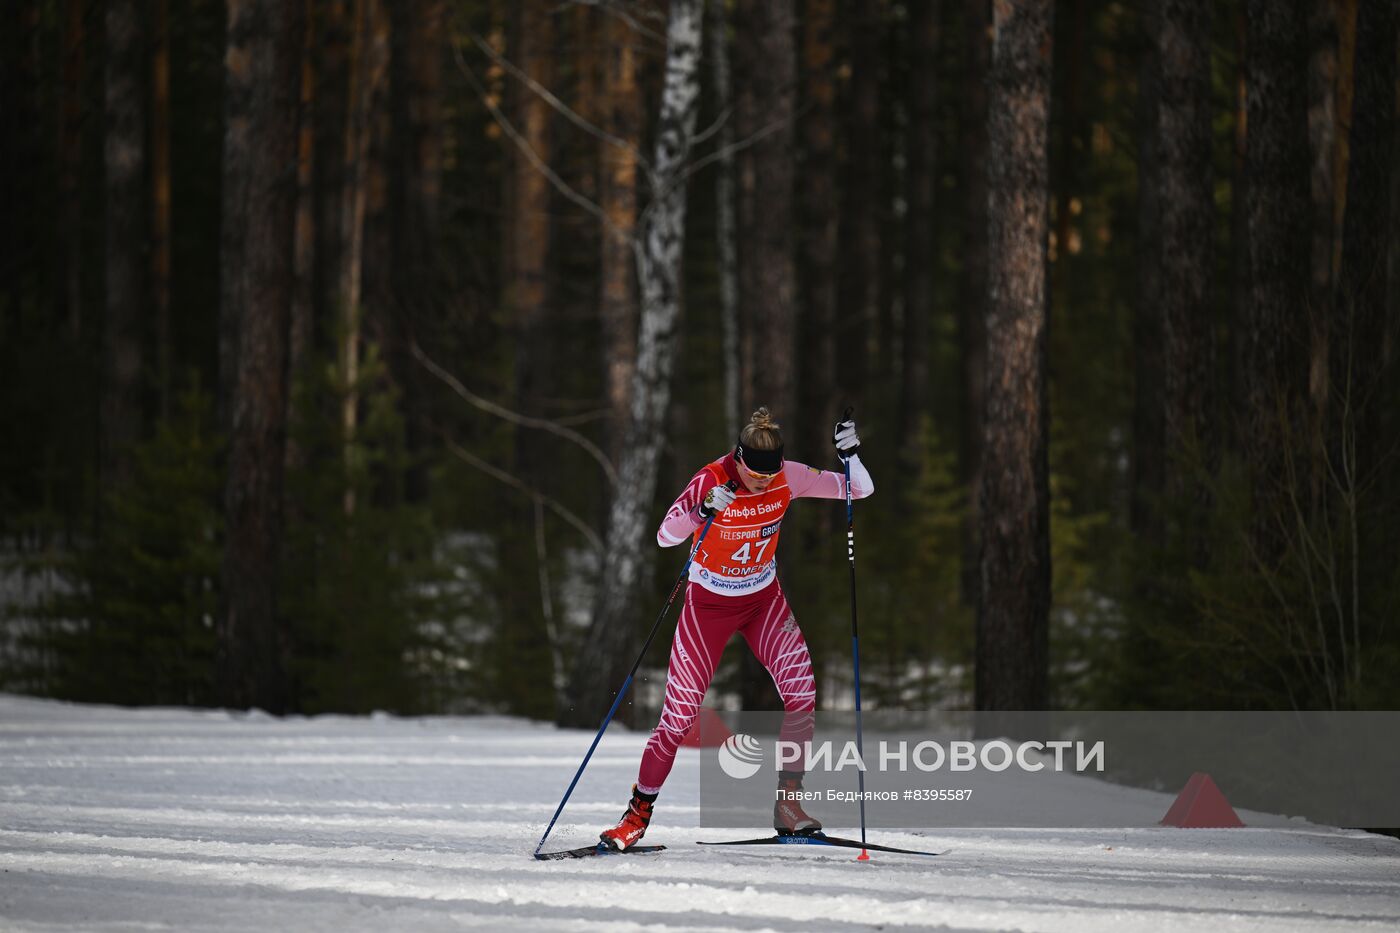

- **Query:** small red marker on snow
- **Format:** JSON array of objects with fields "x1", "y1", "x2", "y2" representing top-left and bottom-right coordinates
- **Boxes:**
[
  {"x1": 857, "y1": 849, "x2": 870, "y2": 861},
  {"x1": 1161, "y1": 772, "x2": 1245, "y2": 828}
]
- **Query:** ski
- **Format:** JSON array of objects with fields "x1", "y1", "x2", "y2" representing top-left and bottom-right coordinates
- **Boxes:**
[
  {"x1": 697, "y1": 832, "x2": 945, "y2": 858},
  {"x1": 534, "y1": 842, "x2": 667, "y2": 861}
]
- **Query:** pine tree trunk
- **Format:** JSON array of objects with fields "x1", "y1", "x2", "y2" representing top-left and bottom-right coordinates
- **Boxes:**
[
  {"x1": 1240, "y1": 0, "x2": 1310, "y2": 561},
  {"x1": 499, "y1": 0, "x2": 557, "y2": 720},
  {"x1": 573, "y1": 4, "x2": 600, "y2": 198},
  {"x1": 217, "y1": 0, "x2": 303, "y2": 713},
  {"x1": 151, "y1": 0, "x2": 173, "y2": 419},
  {"x1": 1390, "y1": 12, "x2": 1400, "y2": 386},
  {"x1": 60, "y1": 0, "x2": 85, "y2": 339},
  {"x1": 1052, "y1": 0, "x2": 1085, "y2": 276},
  {"x1": 1333, "y1": 0, "x2": 1358, "y2": 284},
  {"x1": 3, "y1": 0, "x2": 43, "y2": 337},
  {"x1": 1227, "y1": 6, "x2": 1248, "y2": 454},
  {"x1": 1307, "y1": 0, "x2": 1340, "y2": 441},
  {"x1": 506, "y1": 0, "x2": 553, "y2": 430},
  {"x1": 600, "y1": 6, "x2": 641, "y2": 458},
  {"x1": 1135, "y1": 0, "x2": 1216, "y2": 555},
  {"x1": 837, "y1": 0, "x2": 882, "y2": 406},
  {"x1": 288, "y1": 0, "x2": 316, "y2": 479},
  {"x1": 360, "y1": 0, "x2": 393, "y2": 370},
  {"x1": 103, "y1": 0, "x2": 147, "y2": 494},
  {"x1": 876, "y1": 21, "x2": 899, "y2": 405},
  {"x1": 1386, "y1": 1, "x2": 1400, "y2": 461},
  {"x1": 561, "y1": 0, "x2": 704, "y2": 729},
  {"x1": 387, "y1": 0, "x2": 444, "y2": 503},
  {"x1": 1333, "y1": 0, "x2": 1396, "y2": 514},
  {"x1": 976, "y1": 0, "x2": 1053, "y2": 713},
  {"x1": 958, "y1": 0, "x2": 991, "y2": 610},
  {"x1": 1157, "y1": 0, "x2": 1217, "y2": 522},
  {"x1": 337, "y1": 0, "x2": 388, "y2": 517},
  {"x1": 901, "y1": 0, "x2": 940, "y2": 472},
  {"x1": 735, "y1": 0, "x2": 797, "y2": 420},
  {"x1": 1133, "y1": 11, "x2": 1164, "y2": 543},
  {"x1": 314, "y1": 0, "x2": 351, "y2": 341},
  {"x1": 710, "y1": 0, "x2": 741, "y2": 438},
  {"x1": 798, "y1": 0, "x2": 838, "y2": 463},
  {"x1": 734, "y1": 0, "x2": 796, "y2": 710}
]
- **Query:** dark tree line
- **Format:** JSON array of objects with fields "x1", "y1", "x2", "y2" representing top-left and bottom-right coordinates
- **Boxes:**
[{"x1": 1, "y1": 0, "x2": 1397, "y2": 719}]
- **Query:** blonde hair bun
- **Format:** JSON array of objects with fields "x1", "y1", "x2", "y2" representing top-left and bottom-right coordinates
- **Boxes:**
[
  {"x1": 749, "y1": 407, "x2": 780, "y2": 431},
  {"x1": 740, "y1": 406, "x2": 783, "y2": 451}
]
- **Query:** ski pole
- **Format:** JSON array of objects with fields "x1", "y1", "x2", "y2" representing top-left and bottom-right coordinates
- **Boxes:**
[
  {"x1": 534, "y1": 481, "x2": 737, "y2": 858},
  {"x1": 840, "y1": 407, "x2": 870, "y2": 859}
]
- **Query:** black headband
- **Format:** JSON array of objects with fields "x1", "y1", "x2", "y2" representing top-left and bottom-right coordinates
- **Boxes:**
[{"x1": 735, "y1": 440, "x2": 784, "y2": 474}]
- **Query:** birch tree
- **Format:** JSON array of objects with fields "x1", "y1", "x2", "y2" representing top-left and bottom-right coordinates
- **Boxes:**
[
  {"x1": 562, "y1": 0, "x2": 705, "y2": 728},
  {"x1": 977, "y1": 0, "x2": 1054, "y2": 712}
]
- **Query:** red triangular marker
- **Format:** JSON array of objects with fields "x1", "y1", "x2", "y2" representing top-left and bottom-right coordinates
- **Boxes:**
[
  {"x1": 1160, "y1": 772, "x2": 1245, "y2": 828},
  {"x1": 680, "y1": 707, "x2": 734, "y2": 748}
]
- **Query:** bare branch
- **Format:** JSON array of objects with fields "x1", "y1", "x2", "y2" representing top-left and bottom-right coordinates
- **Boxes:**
[
  {"x1": 437, "y1": 430, "x2": 605, "y2": 555},
  {"x1": 413, "y1": 340, "x2": 619, "y2": 487},
  {"x1": 457, "y1": 21, "x2": 787, "y2": 257},
  {"x1": 638, "y1": 110, "x2": 795, "y2": 228},
  {"x1": 450, "y1": 36, "x2": 622, "y2": 238},
  {"x1": 552, "y1": 407, "x2": 612, "y2": 427},
  {"x1": 689, "y1": 103, "x2": 735, "y2": 151},
  {"x1": 561, "y1": 0, "x2": 668, "y2": 43},
  {"x1": 470, "y1": 30, "x2": 655, "y2": 189}
]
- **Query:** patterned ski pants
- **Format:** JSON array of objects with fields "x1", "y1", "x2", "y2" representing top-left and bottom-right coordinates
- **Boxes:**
[{"x1": 637, "y1": 581, "x2": 816, "y2": 793}]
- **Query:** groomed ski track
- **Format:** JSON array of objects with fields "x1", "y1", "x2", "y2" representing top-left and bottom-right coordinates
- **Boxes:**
[{"x1": 1, "y1": 694, "x2": 1397, "y2": 932}]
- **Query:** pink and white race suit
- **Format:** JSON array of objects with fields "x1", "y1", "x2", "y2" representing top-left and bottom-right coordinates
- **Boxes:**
[{"x1": 635, "y1": 451, "x2": 873, "y2": 793}]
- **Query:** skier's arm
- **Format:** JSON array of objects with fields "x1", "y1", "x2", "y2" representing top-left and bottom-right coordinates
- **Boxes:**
[
  {"x1": 783, "y1": 455, "x2": 874, "y2": 500},
  {"x1": 784, "y1": 417, "x2": 873, "y2": 500},
  {"x1": 656, "y1": 469, "x2": 717, "y2": 546}
]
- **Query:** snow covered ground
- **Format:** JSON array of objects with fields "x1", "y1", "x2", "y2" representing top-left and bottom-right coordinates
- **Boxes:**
[{"x1": 1, "y1": 693, "x2": 1397, "y2": 932}]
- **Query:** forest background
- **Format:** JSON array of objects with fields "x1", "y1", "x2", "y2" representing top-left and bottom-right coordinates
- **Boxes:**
[{"x1": 2, "y1": 0, "x2": 1398, "y2": 727}]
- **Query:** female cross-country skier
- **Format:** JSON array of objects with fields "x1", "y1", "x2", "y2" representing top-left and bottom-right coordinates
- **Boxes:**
[{"x1": 599, "y1": 407, "x2": 872, "y2": 850}]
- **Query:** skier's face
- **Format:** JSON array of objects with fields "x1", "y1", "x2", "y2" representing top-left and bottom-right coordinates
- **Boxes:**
[{"x1": 738, "y1": 460, "x2": 779, "y2": 493}]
